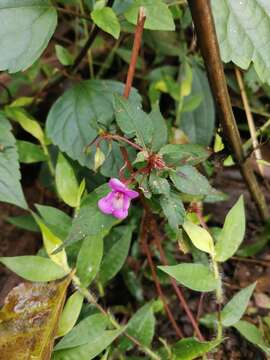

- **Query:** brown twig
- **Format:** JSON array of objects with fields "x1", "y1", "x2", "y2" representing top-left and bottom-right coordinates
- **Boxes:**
[
  {"x1": 188, "y1": 0, "x2": 269, "y2": 222},
  {"x1": 123, "y1": 7, "x2": 146, "y2": 99},
  {"x1": 151, "y1": 218, "x2": 204, "y2": 341},
  {"x1": 140, "y1": 213, "x2": 184, "y2": 339},
  {"x1": 55, "y1": 6, "x2": 91, "y2": 21}
]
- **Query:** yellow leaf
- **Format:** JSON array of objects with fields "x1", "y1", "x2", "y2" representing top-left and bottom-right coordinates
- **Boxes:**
[{"x1": 183, "y1": 220, "x2": 215, "y2": 256}]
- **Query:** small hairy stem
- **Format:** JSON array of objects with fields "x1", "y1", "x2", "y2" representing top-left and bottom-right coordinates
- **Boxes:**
[
  {"x1": 235, "y1": 67, "x2": 264, "y2": 176},
  {"x1": 123, "y1": 7, "x2": 146, "y2": 99},
  {"x1": 140, "y1": 213, "x2": 184, "y2": 339},
  {"x1": 72, "y1": 277, "x2": 161, "y2": 360},
  {"x1": 188, "y1": 0, "x2": 269, "y2": 221}
]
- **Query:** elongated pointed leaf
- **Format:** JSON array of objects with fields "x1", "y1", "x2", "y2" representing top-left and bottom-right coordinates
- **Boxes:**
[
  {"x1": 76, "y1": 234, "x2": 104, "y2": 287},
  {"x1": 57, "y1": 291, "x2": 84, "y2": 338},
  {"x1": 215, "y1": 196, "x2": 245, "y2": 262},
  {"x1": 0, "y1": 278, "x2": 71, "y2": 359},
  {"x1": 0, "y1": 115, "x2": 27, "y2": 209},
  {"x1": 100, "y1": 225, "x2": 133, "y2": 284},
  {"x1": 159, "y1": 263, "x2": 218, "y2": 292},
  {"x1": 221, "y1": 283, "x2": 256, "y2": 327},
  {"x1": 183, "y1": 221, "x2": 215, "y2": 255},
  {"x1": 0, "y1": 0, "x2": 57, "y2": 73},
  {"x1": 0, "y1": 256, "x2": 68, "y2": 282}
]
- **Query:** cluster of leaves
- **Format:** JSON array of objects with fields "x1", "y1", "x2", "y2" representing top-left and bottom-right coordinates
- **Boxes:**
[{"x1": 0, "y1": 0, "x2": 270, "y2": 359}]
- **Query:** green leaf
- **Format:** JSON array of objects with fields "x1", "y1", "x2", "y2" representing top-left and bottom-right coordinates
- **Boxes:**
[
  {"x1": 91, "y1": 7, "x2": 120, "y2": 39},
  {"x1": 171, "y1": 337, "x2": 223, "y2": 360},
  {"x1": 159, "y1": 263, "x2": 218, "y2": 292},
  {"x1": 124, "y1": 0, "x2": 175, "y2": 31},
  {"x1": 160, "y1": 193, "x2": 185, "y2": 229},
  {"x1": 5, "y1": 107, "x2": 45, "y2": 144},
  {"x1": 46, "y1": 80, "x2": 140, "y2": 169},
  {"x1": 233, "y1": 320, "x2": 270, "y2": 356},
  {"x1": 170, "y1": 165, "x2": 213, "y2": 196},
  {"x1": 183, "y1": 221, "x2": 215, "y2": 255},
  {"x1": 114, "y1": 94, "x2": 153, "y2": 148},
  {"x1": 149, "y1": 173, "x2": 170, "y2": 195},
  {"x1": 65, "y1": 184, "x2": 119, "y2": 247},
  {"x1": 55, "y1": 45, "x2": 74, "y2": 66},
  {"x1": 181, "y1": 64, "x2": 215, "y2": 146},
  {"x1": 159, "y1": 144, "x2": 210, "y2": 167},
  {"x1": 33, "y1": 213, "x2": 70, "y2": 272},
  {"x1": 0, "y1": 278, "x2": 71, "y2": 360},
  {"x1": 99, "y1": 225, "x2": 133, "y2": 284},
  {"x1": 116, "y1": 48, "x2": 143, "y2": 70},
  {"x1": 76, "y1": 234, "x2": 104, "y2": 287},
  {"x1": 36, "y1": 204, "x2": 72, "y2": 240},
  {"x1": 6, "y1": 214, "x2": 39, "y2": 232},
  {"x1": 120, "y1": 303, "x2": 155, "y2": 351},
  {"x1": 0, "y1": 0, "x2": 57, "y2": 73},
  {"x1": 0, "y1": 115, "x2": 27, "y2": 209},
  {"x1": 221, "y1": 283, "x2": 256, "y2": 327},
  {"x1": 57, "y1": 291, "x2": 84, "y2": 338},
  {"x1": 0, "y1": 256, "x2": 68, "y2": 282},
  {"x1": 55, "y1": 153, "x2": 79, "y2": 208},
  {"x1": 54, "y1": 314, "x2": 108, "y2": 351},
  {"x1": 149, "y1": 103, "x2": 168, "y2": 152},
  {"x1": 215, "y1": 196, "x2": 245, "y2": 262},
  {"x1": 53, "y1": 328, "x2": 123, "y2": 360},
  {"x1": 16, "y1": 140, "x2": 47, "y2": 163},
  {"x1": 212, "y1": 0, "x2": 270, "y2": 85}
]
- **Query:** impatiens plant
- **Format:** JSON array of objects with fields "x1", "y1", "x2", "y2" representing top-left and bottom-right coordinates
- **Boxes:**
[{"x1": 0, "y1": 0, "x2": 270, "y2": 359}]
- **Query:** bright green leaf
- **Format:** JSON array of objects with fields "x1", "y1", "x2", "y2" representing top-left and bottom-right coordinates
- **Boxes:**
[
  {"x1": 76, "y1": 234, "x2": 104, "y2": 287},
  {"x1": 0, "y1": 115, "x2": 27, "y2": 209},
  {"x1": 0, "y1": 0, "x2": 57, "y2": 73},
  {"x1": 221, "y1": 283, "x2": 256, "y2": 327},
  {"x1": 55, "y1": 44, "x2": 74, "y2": 66},
  {"x1": 55, "y1": 153, "x2": 79, "y2": 208},
  {"x1": 124, "y1": 0, "x2": 175, "y2": 31},
  {"x1": 57, "y1": 291, "x2": 84, "y2": 337},
  {"x1": 215, "y1": 195, "x2": 245, "y2": 262},
  {"x1": 0, "y1": 256, "x2": 68, "y2": 282},
  {"x1": 17, "y1": 140, "x2": 47, "y2": 163},
  {"x1": 33, "y1": 213, "x2": 70, "y2": 272},
  {"x1": 91, "y1": 7, "x2": 120, "y2": 39},
  {"x1": 183, "y1": 220, "x2": 215, "y2": 255},
  {"x1": 159, "y1": 263, "x2": 218, "y2": 292}
]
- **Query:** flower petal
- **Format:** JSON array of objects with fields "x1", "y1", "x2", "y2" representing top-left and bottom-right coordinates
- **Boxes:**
[
  {"x1": 98, "y1": 192, "x2": 114, "y2": 215},
  {"x1": 108, "y1": 178, "x2": 126, "y2": 192},
  {"x1": 125, "y1": 189, "x2": 139, "y2": 199},
  {"x1": 112, "y1": 208, "x2": 129, "y2": 219}
]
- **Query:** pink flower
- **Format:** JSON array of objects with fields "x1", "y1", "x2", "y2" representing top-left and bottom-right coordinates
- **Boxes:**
[{"x1": 98, "y1": 178, "x2": 139, "y2": 219}]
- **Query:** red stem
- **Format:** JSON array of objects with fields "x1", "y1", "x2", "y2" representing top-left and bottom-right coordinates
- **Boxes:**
[
  {"x1": 141, "y1": 213, "x2": 183, "y2": 339},
  {"x1": 123, "y1": 7, "x2": 146, "y2": 99},
  {"x1": 151, "y1": 218, "x2": 204, "y2": 341}
]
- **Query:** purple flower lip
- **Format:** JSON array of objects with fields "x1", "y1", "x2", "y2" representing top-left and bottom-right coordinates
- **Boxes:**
[{"x1": 98, "y1": 178, "x2": 139, "y2": 219}]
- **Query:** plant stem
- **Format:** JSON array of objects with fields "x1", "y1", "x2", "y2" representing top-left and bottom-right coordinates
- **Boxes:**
[
  {"x1": 123, "y1": 7, "x2": 146, "y2": 99},
  {"x1": 72, "y1": 277, "x2": 161, "y2": 360},
  {"x1": 188, "y1": 0, "x2": 269, "y2": 221},
  {"x1": 243, "y1": 118, "x2": 270, "y2": 152},
  {"x1": 140, "y1": 213, "x2": 184, "y2": 338},
  {"x1": 54, "y1": 6, "x2": 91, "y2": 21},
  {"x1": 235, "y1": 67, "x2": 264, "y2": 176}
]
